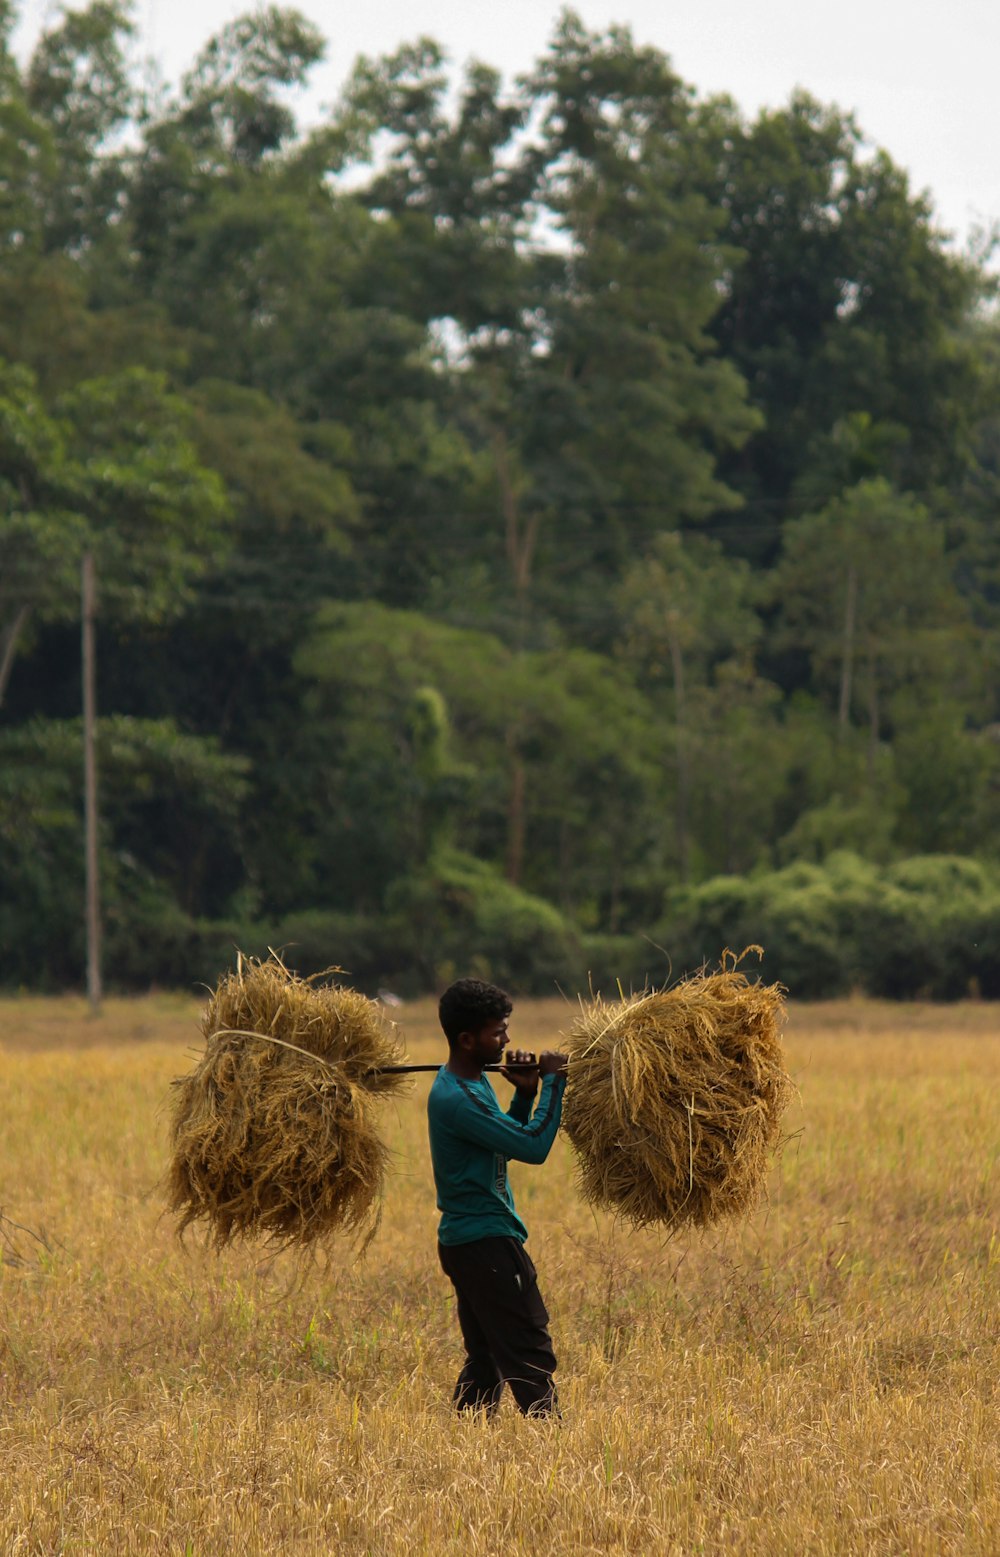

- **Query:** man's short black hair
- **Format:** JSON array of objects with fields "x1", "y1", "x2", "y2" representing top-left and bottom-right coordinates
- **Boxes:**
[{"x1": 438, "y1": 978, "x2": 512, "y2": 1045}]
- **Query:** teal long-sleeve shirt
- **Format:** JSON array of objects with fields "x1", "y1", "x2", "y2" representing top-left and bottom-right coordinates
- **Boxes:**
[{"x1": 427, "y1": 1067, "x2": 566, "y2": 1246}]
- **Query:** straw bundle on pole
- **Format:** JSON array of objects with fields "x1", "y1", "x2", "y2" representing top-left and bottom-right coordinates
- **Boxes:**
[
  {"x1": 166, "y1": 955, "x2": 410, "y2": 1251},
  {"x1": 561, "y1": 952, "x2": 790, "y2": 1233}
]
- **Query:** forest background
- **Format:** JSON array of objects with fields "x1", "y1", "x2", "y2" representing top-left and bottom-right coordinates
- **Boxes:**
[{"x1": 2, "y1": 1, "x2": 999, "y2": 999}]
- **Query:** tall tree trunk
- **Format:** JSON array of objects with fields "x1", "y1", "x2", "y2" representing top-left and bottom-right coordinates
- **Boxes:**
[
  {"x1": 506, "y1": 743, "x2": 526, "y2": 887},
  {"x1": 82, "y1": 554, "x2": 102, "y2": 1013},
  {"x1": 867, "y1": 650, "x2": 880, "y2": 786},
  {"x1": 493, "y1": 429, "x2": 541, "y2": 628},
  {"x1": 838, "y1": 565, "x2": 857, "y2": 735},
  {"x1": 608, "y1": 848, "x2": 622, "y2": 934},
  {"x1": 0, "y1": 604, "x2": 30, "y2": 707},
  {"x1": 558, "y1": 817, "x2": 572, "y2": 910},
  {"x1": 495, "y1": 425, "x2": 535, "y2": 886},
  {"x1": 667, "y1": 616, "x2": 690, "y2": 881}
]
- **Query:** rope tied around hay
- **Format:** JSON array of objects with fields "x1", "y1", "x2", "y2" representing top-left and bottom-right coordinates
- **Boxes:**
[
  {"x1": 561, "y1": 951, "x2": 791, "y2": 1232},
  {"x1": 166, "y1": 956, "x2": 410, "y2": 1251}
]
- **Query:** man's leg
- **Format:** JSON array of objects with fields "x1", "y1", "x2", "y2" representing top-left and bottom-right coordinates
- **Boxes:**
[
  {"x1": 438, "y1": 1244, "x2": 504, "y2": 1415},
  {"x1": 451, "y1": 1288, "x2": 506, "y2": 1415},
  {"x1": 440, "y1": 1238, "x2": 558, "y2": 1417},
  {"x1": 484, "y1": 1241, "x2": 559, "y2": 1417}
]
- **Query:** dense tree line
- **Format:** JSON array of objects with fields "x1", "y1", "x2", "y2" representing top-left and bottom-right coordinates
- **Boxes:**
[{"x1": 2, "y1": 2, "x2": 999, "y2": 996}]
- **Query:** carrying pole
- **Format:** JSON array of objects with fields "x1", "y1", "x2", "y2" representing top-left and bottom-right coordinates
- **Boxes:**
[
  {"x1": 372, "y1": 1062, "x2": 540, "y2": 1075},
  {"x1": 211, "y1": 1030, "x2": 552, "y2": 1079}
]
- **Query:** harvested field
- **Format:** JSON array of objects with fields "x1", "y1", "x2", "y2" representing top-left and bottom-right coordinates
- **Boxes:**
[{"x1": 1, "y1": 994, "x2": 998, "y2": 1555}]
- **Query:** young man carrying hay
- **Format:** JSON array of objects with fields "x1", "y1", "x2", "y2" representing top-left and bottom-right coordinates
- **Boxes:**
[{"x1": 428, "y1": 978, "x2": 568, "y2": 1418}]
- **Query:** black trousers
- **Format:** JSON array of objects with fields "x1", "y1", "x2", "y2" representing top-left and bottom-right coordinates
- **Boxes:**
[{"x1": 438, "y1": 1237, "x2": 559, "y2": 1417}]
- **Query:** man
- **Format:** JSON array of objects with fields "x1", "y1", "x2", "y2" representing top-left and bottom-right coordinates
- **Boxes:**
[{"x1": 427, "y1": 976, "x2": 568, "y2": 1418}]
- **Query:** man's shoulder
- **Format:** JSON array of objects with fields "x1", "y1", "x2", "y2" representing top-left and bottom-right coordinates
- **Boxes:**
[
  {"x1": 428, "y1": 1066, "x2": 460, "y2": 1117},
  {"x1": 428, "y1": 1069, "x2": 495, "y2": 1123}
]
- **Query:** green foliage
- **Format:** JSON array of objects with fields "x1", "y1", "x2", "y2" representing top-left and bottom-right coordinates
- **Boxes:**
[
  {"x1": 179, "y1": 5, "x2": 325, "y2": 167},
  {"x1": 0, "y1": 718, "x2": 85, "y2": 983},
  {"x1": 1, "y1": 5, "x2": 999, "y2": 995},
  {"x1": 297, "y1": 602, "x2": 663, "y2": 919},
  {"x1": 579, "y1": 934, "x2": 671, "y2": 1000},
  {"x1": 58, "y1": 369, "x2": 232, "y2": 619},
  {"x1": 891, "y1": 708, "x2": 999, "y2": 855},
  {"x1": 336, "y1": 43, "x2": 530, "y2": 331},
  {"x1": 0, "y1": 67, "x2": 56, "y2": 257},
  {"x1": 0, "y1": 358, "x2": 231, "y2": 702},
  {"x1": 521, "y1": 14, "x2": 760, "y2": 527},
  {"x1": 51, "y1": 870, "x2": 582, "y2": 997},
  {"x1": 774, "y1": 479, "x2": 973, "y2": 729},
  {"x1": 658, "y1": 853, "x2": 1000, "y2": 1000},
  {"x1": 0, "y1": 717, "x2": 249, "y2": 985},
  {"x1": 23, "y1": 2, "x2": 135, "y2": 256},
  {"x1": 98, "y1": 907, "x2": 395, "y2": 994},
  {"x1": 385, "y1": 850, "x2": 582, "y2": 995},
  {"x1": 617, "y1": 531, "x2": 762, "y2": 690},
  {"x1": 188, "y1": 380, "x2": 355, "y2": 545},
  {"x1": 0, "y1": 359, "x2": 86, "y2": 667},
  {"x1": 708, "y1": 93, "x2": 984, "y2": 514}
]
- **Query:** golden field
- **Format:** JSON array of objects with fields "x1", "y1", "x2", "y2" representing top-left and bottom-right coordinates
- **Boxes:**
[{"x1": 0, "y1": 993, "x2": 997, "y2": 1555}]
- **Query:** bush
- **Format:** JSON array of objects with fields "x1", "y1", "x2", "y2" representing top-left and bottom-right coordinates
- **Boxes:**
[
  {"x1": 8, "y1": 845, "x2": 1000, "y2": 1003},
  {"x1": 653, "y1": 853, "x2": 1000, "y2": 1000},
  {"x1": 104, "y1": 905, "x2": 264, "y2": 991},
  {"x1": 384, "y1": 849, "x2": 583, "y2": 995},
  {"x1": 6, "y1": 852, "x2": 583, "y2": 997},
  {"x1": 657, "y1": 868, "x2": 849, "y2": 997},
  {"x1": 102, "y1": 906, "x2": 408, "y2": 996},
  {"x1": 885, "y1": 857, "x2": 1000, "y2": 999},
  {"x1": 579, "y1": 934, "x2": 666, "y2": 997}
]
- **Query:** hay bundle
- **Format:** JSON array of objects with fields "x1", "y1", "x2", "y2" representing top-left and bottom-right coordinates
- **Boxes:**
[
  {"x1": 562, "y1": 953, "x2": 790, "y2": 1232},
  {"x1": 167, "y1": 956, "x2": 409, "y2": 1250}
]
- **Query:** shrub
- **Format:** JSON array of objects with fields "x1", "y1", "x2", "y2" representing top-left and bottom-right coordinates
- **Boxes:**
[
  {"x1": 384, "y1": 849, "x2": 582, "y2": 995},
  {"x1": 579, "y1": 934, "x2": 665, "y2": 997},
  {"x1": 653, "y1": 854, "x2": 1000, "y2": 1000},
  {"x1": 657, "y1": 869, "x2": 849, "y2": 997}
]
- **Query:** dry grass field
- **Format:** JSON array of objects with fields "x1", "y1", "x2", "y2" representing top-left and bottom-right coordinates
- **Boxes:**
[{"x1": 1, "y1": 992, "x2": 997, "y2": 1555}]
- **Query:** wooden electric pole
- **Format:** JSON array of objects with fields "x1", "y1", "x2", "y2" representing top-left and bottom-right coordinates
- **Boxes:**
[{"x1": 82, "y1": 552, "x2": 102, "y2": 1012}]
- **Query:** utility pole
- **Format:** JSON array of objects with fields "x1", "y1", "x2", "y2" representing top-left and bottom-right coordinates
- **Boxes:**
[{"x1": 82, "y1": 552, "x2": 102, "y2": 1012}]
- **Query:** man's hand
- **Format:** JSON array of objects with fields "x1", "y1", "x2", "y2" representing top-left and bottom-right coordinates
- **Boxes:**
[
  {"x1": 538, "y1": 1051, "x2": 569, "y2": 1077},
  {"x1": 500, "y1": 1049, "x2": 539, "y2": 1096}
]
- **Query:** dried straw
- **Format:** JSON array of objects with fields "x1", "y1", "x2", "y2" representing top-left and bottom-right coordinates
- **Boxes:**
[
  {"x1": 166, "y1": 955, "x2": 409, "y2": 1251},
  {"x1": 562, "y1": 952, "x2": 790, "y2": 1233}
]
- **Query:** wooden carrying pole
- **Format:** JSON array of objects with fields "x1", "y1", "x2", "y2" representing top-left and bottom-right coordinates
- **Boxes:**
[
  {"x1": 210, "y1": 1031, "x2": 545, "y2": 1079},
  {"x1": 82, "y1": 552, "x2": 102, "y2": 1012},
  {"x1": 371, "y1": 1062, "x2": 540, "y2": 1075}
]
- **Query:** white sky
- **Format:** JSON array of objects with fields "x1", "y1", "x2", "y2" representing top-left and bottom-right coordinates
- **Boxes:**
[{"x1": 14, "y1": 0, "x2": 1000, "y2": 251}]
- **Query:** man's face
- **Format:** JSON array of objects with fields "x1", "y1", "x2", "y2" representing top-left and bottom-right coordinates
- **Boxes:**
[{"x1": 466, "y1": 1017, "x2": 509, "y2": 1068}]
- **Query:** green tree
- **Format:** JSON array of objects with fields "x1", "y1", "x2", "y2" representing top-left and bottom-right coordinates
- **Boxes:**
[
  {"x1": 332, "y1": 13, "x2": 759, "y2": 639},
  {"x1": 0, "y1": 24, "x2": 54, "y2": 262},
  {"x1": 335, "y1": 41, "x2": 532, "y2": 333},
  {"x1": 891, "y1": 705, "x2": 999, "y2": 857},
  {"x1": 707, "y1": 94, "x2": 984, "y2": 524},
  {"x1": 617, "y1": 531, "x2": 761, "y2": 877},
  {"x1": 950, "y1": 315, "x2": 1000, "y2": 721},
  {"x1": 0, "y1": 359, "x2": 230, "y2": 703},
  {"x1": 472, "y1": 14, "x2": 757, "y2": 636},
  {"x1": 0, "y1": 715, "x2": 249, "y2": 983},
  {"x1": 296, "y1": 603, "x2": 662, "y2": 926},
  {"x1": 24, "y1": 0, "x2": 134, "y2": 254},
  {"x1": 177, "y1": 4, "x2": 324, "y2": 168},
  {"x1": 774, "y1": 479, "x2": 976, "y2": 772},
  {"x1": 0, "y1": 359, "x2": 83, "y2": 703},
  {"x1": 683, "y1": 660, "x2": 789, "y2": 878}
]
